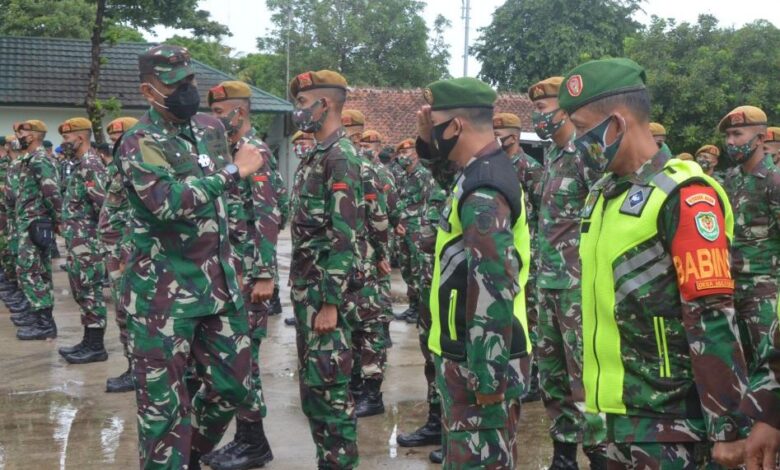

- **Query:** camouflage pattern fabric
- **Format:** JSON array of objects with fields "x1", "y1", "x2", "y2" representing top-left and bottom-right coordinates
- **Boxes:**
[
  {"x1": 739, "y1": 307, "x2": 780, "y2": 430},
  {"x1": 397, "y1": 162, "x2": 436, "y2": 302},
  {"x1": 16, "y1": 147, "x2": 61, "y2": 310},
  {"x1": 2, "y1": 157, "x2": 23, "y2": 280},
  {"x1": 0, "y1": 154, "x2": 12, "y2": 277},
  {"x1": 289, "y1": 128, "x2": 361, "y2": 469},
  {"x1": 723, "y1": 155, "x2": 780, "y2": 372},
  {"x1": 62, "y1": 149, "x2": 108, "y2": 328},
  {"x1": 372, "y1": 156, "x2": 399, "y2": 324},
  {"x1": 606, "y1": 441, "x2": 714, "y2": 469}
]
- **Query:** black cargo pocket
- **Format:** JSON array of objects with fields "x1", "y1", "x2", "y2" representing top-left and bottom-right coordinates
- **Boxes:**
[{"x1": 29, "y1": 218, "x2": 54, "y2": 250}]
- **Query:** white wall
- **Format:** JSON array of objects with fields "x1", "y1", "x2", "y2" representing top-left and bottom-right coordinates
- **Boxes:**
[{"x1": 0, "y1": 106, "x2": 145, "y2": 146}]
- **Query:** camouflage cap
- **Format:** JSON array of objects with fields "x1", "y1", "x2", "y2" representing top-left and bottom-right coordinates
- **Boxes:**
[
  {"x1": 208, "y1": 80, "x2": 252, "y2": 105},
  {"x1": 767, "y1": 127, "x2": 780, "y2": 142},
  {"x1": 58, "y1": 117, "x2": 92, "y2": 135},
  {"x1": 559, "y1": 58, "x2": 647, "y2": 114},
  {"x1": 718, "y1": 105, "x2": 767, "y2": 132},
  {"x1": 423, "y1": 77, "x2": 497, "y2": 111},
  {"x1": 341, "y1": 109, "x2": 365, "y2": 127},
  {"x1": 649, "y1": 122, "x2": 667, "y2": 136},
  {"x1": 106, "y1": 117, "x2": 139, "y2": 134},
  {"x1": 138, "y1": 45, "x2": 195, "y2": 86},
  {"x1": 676, "y1": 152, "x2": 694, "y2": 161},
  {"x1": 291, "y1": 130, "x2": 314, "y2": 142},
  {"x1": 360, "y1": 130, "x2": 383, "y2": 143},
  {"x1": 289, "y1": 70, "x2": 348, "y2": 98},
  {"x1": 493, "y1": 112, "x2": 523, "y2": 130},
  {"x1": 19, "y1": 120, "x2": 48, "y2": 132},
  {"x1": 528, "y1": 77, "x2": 564, "y2": 101},
  {"x1": 396, "y1": 138, "x2": 415, "y2": 152},
  {"x1": 696, "y1": 144, "x2": 720, "y2": 157}
]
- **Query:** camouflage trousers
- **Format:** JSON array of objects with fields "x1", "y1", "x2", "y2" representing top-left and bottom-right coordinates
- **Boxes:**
[
  {"x1": 1, "y1": 234, "x2": 15, "y2": 280},
  {"x1": 107, "y1": 245, "x2": 131, "y2": 356},
  {"x1": 399, "y1": 229, "x2": 422, "y2": 302},
  {"x1": 236, "y1": 283, "x2": 270, "y2": 423},
  {"x1": 537, "y1": 287, "x2": 605, "y2": 445},
  {"x1": 435, "y1": 355, "x2": 524, "y2": 469},
  {"x1": 605, "y1": 441, "x2": 714, "y2": 469},
  {"x1": 127, "y1": 311, "x2": 252, "y2": 470},
  {"x1": 378, "y1": 273, "x2": 393, "y2": 322},
  {"x1": 291, "y1": 285, "x2": 359, "y2": 469},
  {"x1": 734, "y1": 274, "x2": 779, "y2": 373},
  {"x1": 66, "y1": 240, "x2": 108, "y2": 329},
  {"x1": 417, "y1": 284, "x2": 440, "y2": 407},
  {"x1": 350, "y1": 277, "x2": 388, "y2": 381},
  {"x1": 16, "y1": 235, "x2": 53, "y2": 310}
]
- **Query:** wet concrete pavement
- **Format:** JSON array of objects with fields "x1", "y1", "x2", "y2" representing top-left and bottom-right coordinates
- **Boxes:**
[{"x1": 0, "y1": 231, "x2": 569, "y2": 469}]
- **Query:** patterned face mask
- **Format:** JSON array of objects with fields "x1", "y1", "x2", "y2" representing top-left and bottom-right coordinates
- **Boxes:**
[
  {"x1": 726, "y1": 134, "x2": 759, "y2": 164},
  {"x1": 574, "y1": 115, "x2": 624, "y2": 173},
  {"x1": 532, "y1": 108, "x2": 565, "y2": 140},
  {"x1": 695, "y1": 155, "x2": 713, "y2": 171},
  {"x1": 292, "y1": 99, "x2": 327, "y2": 133}
]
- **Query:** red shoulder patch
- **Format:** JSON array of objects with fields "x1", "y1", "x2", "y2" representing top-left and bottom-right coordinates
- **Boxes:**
[
  {"x1": 671, "y1": 185, "x2": 734, "y2": 301},
  {"x1": 253, "y1": 175, "x2": 268, "y2": 182},
  {"x1": 365, "y1": 193, "x2": 377, "y2": 201},
  {"x1": 332, "y1": 182, "x2": 348, "y2": 191},
  {"x1": 85, "y1": 181, "x2": 95, "y2": 188}
]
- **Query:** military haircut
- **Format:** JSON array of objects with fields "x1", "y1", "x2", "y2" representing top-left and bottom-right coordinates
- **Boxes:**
[
  {"x1": 444, "y1": 107, "x2": 494, "y2": 131},
  {"x1": 320, "y1": 87, "x2": 347, "y2": 111},
  {"x1": 585, "y1": 88, "x2": 651, "y2": 123}
]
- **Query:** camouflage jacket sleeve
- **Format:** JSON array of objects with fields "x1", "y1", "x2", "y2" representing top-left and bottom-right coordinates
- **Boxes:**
[
  {"x1": 364, "y1": 165, "x2": 389, "y2": 261},
  {"x1": 274, "y1": 169, "x2": 289, "y2": 230},
  {"x1": 462, "y1": 188, "x2": 519, "y2": 396},
  {"x1": 31, "y1": 154, "x2": 62, "y2": 224},
  {"x1": 383, "y1": 174, "x2": 401, "y2": 228},
  {"x1": 248, "y1": 152, "x2": 281, "y2": 281},
  {"x1": 118, "y1": 134, "x2": 235, "y2": 221},
  {"x1": 320, "y1": 150, "x2": 359, "y2": 306},
  {"x1": 84, "y1": 157, "x2": 107, "y2": 218},
  {"x1": 661, "y1": 184, "x2": 751, "y2": 441}
]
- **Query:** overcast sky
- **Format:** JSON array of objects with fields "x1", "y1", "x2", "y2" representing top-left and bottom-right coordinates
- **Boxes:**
[{"x1": 151, "y1": 0, "x2": 780, "y2": 79}]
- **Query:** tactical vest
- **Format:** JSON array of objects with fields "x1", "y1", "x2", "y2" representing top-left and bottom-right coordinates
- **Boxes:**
[
  {"x1": 579, "y1": 159, "x2": 733, "y2": 415},
  {"x1": 428, "y1": 150, "x2": 531, "y2": 361}
]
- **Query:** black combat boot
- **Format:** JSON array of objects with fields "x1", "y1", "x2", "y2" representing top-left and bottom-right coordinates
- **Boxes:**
[
  {"x1": 62, "y1": 327, "x2": 108, "y2": 363},
  {"x1": 355, "y1": 378, "x2": 385, "y2": 418},
  {"x1": 429, "y1": 448, "x2": 443, "y2": 464},
  {"x1": 17, "y1": 308, "x2": 57, "y2": 340},
  {"x1": 106, "y1": 357, "x2": 135, "y2": 393},
  {"x1": 58, "y1": 327, "x2": 88, "y2": 356},
  {"x1": 383, "y1": 322, "x2": 392, "y2": 348},
  {"x1": 397, "y1": 403, "x2": 442, "y2": 447},
  {"x1": 6, "y1": 296, "x2": 30, "y2": 314},
  {"x1": 549, "y1": 441, "x2": 579, "y2": 470},
  {"x1": 268, "y1": 287, "x2": 282, "y2": 315},
  {"x1": 283, "y1": 316, "x2": 296, "y2": 326},
  {"x1": 349, "y1": 372, "x2": 364, "y2": 399},
  {"x1": 584, "y1": 444, "x2": 607, "y2": 470},
  {"x1": 210, "y1": 419, "x2": 274, "y2": 470},
  {"x1": 403, "y1": 299, "x2": 419, "y2": 324},
  {"x1": 10, "y1": 308, "x2": 36, "y2": 327}
]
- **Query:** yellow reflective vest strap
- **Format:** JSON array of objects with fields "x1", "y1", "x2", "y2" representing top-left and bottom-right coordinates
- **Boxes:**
[
  {"x1": 579, "y1": 159, "x2": 732, "y2": 415},
  {"x1": 428, "y1": 183, "x2": 531, "y2": 357}
]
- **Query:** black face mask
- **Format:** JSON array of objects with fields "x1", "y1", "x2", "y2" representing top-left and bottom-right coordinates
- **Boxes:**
[
  {"x1": 219, "y1": 107, "x2": 244, "y2": 137},
  {"x1": 149, "y1": 82, "x2": 201, "y2": 121},
  {"x1": 499, "y1": 135, "x2": 514, "y2": 151},
  {"x1": 18, "y1": 135, "x2": 30, "y2": 150},
  {"x1": 430, "y1": 119, "x2": 459, "y2": 161}
]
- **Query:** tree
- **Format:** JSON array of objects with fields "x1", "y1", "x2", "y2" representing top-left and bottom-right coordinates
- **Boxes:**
[
  {"x1": 258, "y1": 0, "x2": 450, "y2": 88},
  {"x1": 473, "y1": 0, "x2": 642, "y2": 91},
  {"x1": 624, "y1": 15, "x2": 780, "y2": 153}
]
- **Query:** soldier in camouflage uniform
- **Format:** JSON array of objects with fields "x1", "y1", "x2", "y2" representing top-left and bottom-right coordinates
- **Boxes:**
[
  {"x1": 718, "y1": 107, "x2": 780, "y2": 376},
  {"x1": 342, "y1": 109, "x2": 365, "y2": 147},
  {"x1": 421, "y1": 77, "x2": 531, "y2": 469},
  {"x1": 116, "y1": 45, "x2": 264, "y2": 469},
  {"x1": 694, "y1": 144, "x2": 722, "y2": 181},
  {"x1": 650, "y1": 122, "x2": 673, "y2": 156},
  {"x1": 395, "y1": 142, "x2": 436, "y2": 324},
  {"x1": 349, "y1": 129, "x2": 391, "y2": 418},
  {"x1": 493, "y1": 112, "x2": 544, "y2": 403},
  {"x1": 764, "y1": 127, "x2": 780, "y2": 166},
  {"x1": 531, "y1": 76, "x2": 606, "y2": 468},
  {"x1": 564, "y1": 57, "x2": 753, "y2": 469},
  {"x1": 13, "y1": 120, "x2": 62, "y2": 340},
  {"x1": 0, "y1": 136, "x2": 19, "y2": 302},
  {"x1": 203, "y1": 80, "x2": 278, "y2": 470},
  {"x1": 99, "y1": 116, "x2": 140, "y2": 393},
  {"x1": 56, "y1": 117, "x2": 110, "y2": 364},
  {"x1": 288, "y1": 70, "x2": 362, "y2": 469}
]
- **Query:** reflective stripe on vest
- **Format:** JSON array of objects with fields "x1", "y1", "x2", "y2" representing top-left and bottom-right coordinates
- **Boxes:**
[{"x1": 579, "y1": 159, "x2": 733, "y2": 414}]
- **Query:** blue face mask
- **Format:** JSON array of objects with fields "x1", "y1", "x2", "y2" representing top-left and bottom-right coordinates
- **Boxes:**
[{"x1": 573, "y1": 115, "x2": 624, "y2": 173}]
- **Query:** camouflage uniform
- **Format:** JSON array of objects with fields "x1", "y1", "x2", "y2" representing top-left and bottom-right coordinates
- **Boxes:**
[
  {"x1": 372, "y1": 157, "x2": 400, "y2": 325},
  {"x1": 0, "y1": 153, "x2": 12, "y2": 277},
  {"x1": 3, "y1": 157, "x2": 23, "y2": 281},
  {"x1": 723, "y1": 155, "x2": 780, "y2": 372},
  {"x1": 536, "y1": 138, "x2": 603, "y2": 445},
  {"x1": 580, "y1": 152, "x2": 751, "y2": 467},
  {"x1": 16, "y1": 146, "x2": 61, "y2": 311},
  {"x1": 289, "y1": 127, "x2": 362, "y2": 469},
  {"x1": 62, "y1": 149, "x2": 108, "y2": 328},
  {"x1": 117, "y1": 108, "x2": 251, "y2": 469}
]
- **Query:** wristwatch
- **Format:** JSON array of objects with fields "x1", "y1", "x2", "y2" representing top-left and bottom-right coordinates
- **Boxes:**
[{"x1": 225, "y1": 163, "x2": 240, "y2": 182}]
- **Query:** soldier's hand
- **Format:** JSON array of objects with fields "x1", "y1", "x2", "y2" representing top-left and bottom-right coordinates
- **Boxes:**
[
  {"x1": 377, "y1": 259, "x2": 391, "y2": 276},
  {"x1": 313, "y1": 303, "x2": 338, "y2": 334},
  {"x1": 234, "y1": 143, "x2": 264, "y2": 178},
  {"x1": 746, "y1": 422, "x2": 780, "y2": 470},
  {"x1": 475, "y1": 392, "x2": 504, "y2": 406},
  {"x1": 713, "y1": 440, "x2": 746, "y2": 468},
  {"x1": 251, "y1": 279, "x2": 274, "y2": 303},
  {"x1": 118, "y1": 261, "x2": 125, "y2": 274},
  {"x1": 395, "y1": 224, "x2": 406, "y2": 236},
  {"x1": 417, "y1": 105, "x2": 433, "y2": 143}
]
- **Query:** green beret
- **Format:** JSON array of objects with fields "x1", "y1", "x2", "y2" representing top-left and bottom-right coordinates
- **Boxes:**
[
  {"x1": 559, "y1": 58, "x2": 647, "y2": 113},
  {"x1": 423, "y1": 77, "x2": 497, "y2": 111}
]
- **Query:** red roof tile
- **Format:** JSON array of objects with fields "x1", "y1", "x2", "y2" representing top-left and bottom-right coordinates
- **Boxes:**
[{"x1": 345, "y1": 87, "x2": 534, "y2": 147}]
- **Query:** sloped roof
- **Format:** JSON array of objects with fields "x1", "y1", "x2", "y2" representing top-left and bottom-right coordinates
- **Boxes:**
[
  {"x1": 345, "y1": 87, "x2": 535, "y2": 146},
  {"x1": 0, "y1": 36, "x2": 292, "y2": 113}
]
